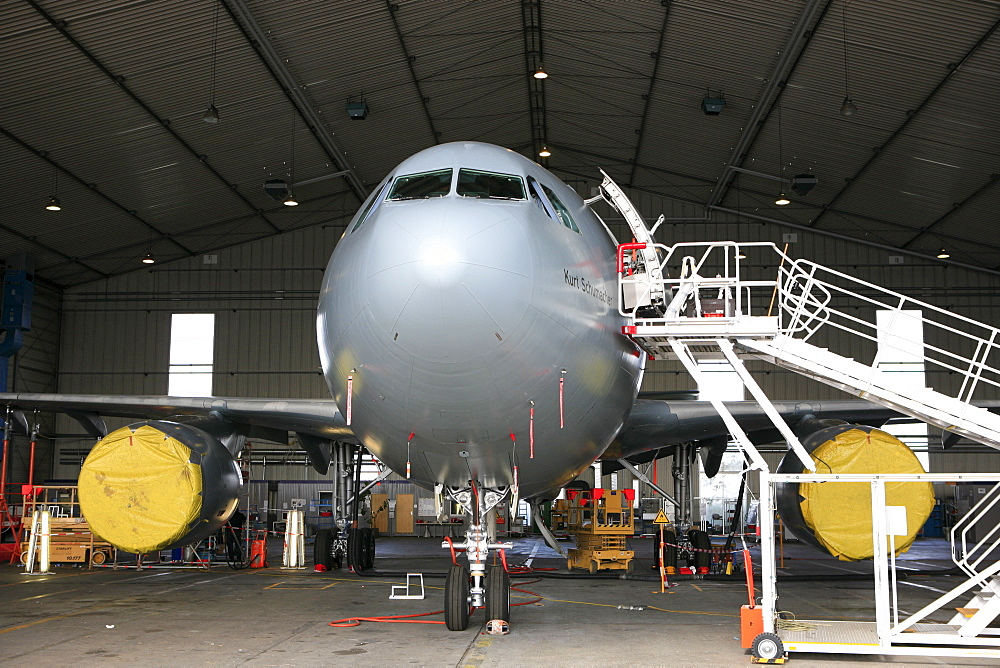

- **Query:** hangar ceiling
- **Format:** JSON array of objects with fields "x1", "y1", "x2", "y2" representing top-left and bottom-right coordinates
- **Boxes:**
[{"x1": 1, "y1": 0, "x2": 998, "y2": 289}]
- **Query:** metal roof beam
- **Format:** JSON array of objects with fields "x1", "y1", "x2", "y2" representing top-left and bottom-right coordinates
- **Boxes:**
[
  {"x1": 384, "y1": 1, "x2": 440, "y2": 144},
  {"x1": 61, "y1": 191, "x2": 357, "y2": 288},
  {"x1": 26, "y1": 0, "x2": 280, "y2": 237},
  {"x1": 706, "y1": 0, "x2": 828, "y2": 208},
  {"x1": 554, "y1": 146, "x2": 1000, "y2": 257},
  {"x1": 900, "y1": 173, "x2": 1000, "y2": 250},
  {"x1": 807, "y1": 16, "x2": 1000, "y2": 230},
  {"x1": 44, "y1": 188, "x2": 354, "y2": 270},
  {"x1": 710, "y1": 205, "x2": 1000, "y2": 279},
  {"x1": 226, "y1": 0, "x2": 369, "y2": 205},
  {"x1": 1, "y1": 124, "x2": 156, "y2": 284},
  {"x1": 629, "y1": 1, "x2": 672, "y2": 187}
]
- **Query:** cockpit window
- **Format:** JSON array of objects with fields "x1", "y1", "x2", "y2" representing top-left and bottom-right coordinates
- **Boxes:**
[
  {"x1": 351, "y1": 177, "x2": 392, "y2": 232},
  {"x1": 386, "y1": 169, "x2": 453, "y2": 200},
  {"x1": 456, "y1": 169, "x2": 526, "y2": 200},
  {"x1": 540, "y1": 183, "x2": 581, "y2": 233}
]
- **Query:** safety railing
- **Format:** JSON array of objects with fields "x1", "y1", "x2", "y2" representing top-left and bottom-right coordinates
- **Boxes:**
[
  {"x1": 777, "y1": 259, "x2": 1000, "y2": 404},
  {"x1": 951, "y1": 481, "x2": 1000, "y2": 587},
  {"x1": 617, "y1": 240, "x2": 1000, "y2": 406},
  {"x1": 617, "y1": 241, "x2": 793, "y2": 323}
]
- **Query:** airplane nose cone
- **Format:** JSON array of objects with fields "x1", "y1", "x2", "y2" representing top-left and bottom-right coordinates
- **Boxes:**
[{"x1": 365, "y1": 202, "x2": 533, "y2": 363}]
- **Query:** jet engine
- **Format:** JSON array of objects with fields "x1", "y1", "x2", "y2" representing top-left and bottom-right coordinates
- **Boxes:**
[
  {"x1": 775, "y1": 423, "x2": 934, "y2": 561},
  {"x1": 78, "y1": 420, "x2": 241, "y2": 554}
]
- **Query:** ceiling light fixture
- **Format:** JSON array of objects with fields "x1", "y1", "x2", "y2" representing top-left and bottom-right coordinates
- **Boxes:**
[
  {"x1": 203, "y1": 1, "x2": 222, "y2": 123},
  {"x1": 45, "y1": 167, "x2": 62, "y2": 210},
  {"x1": 774, "y1": 105, "x2": 790, "y2": 206},
  {"x1": 142, "y1": 252, "x2": 155, "y2": 265},
  {"x1": 283, "y1": 109, "x2": 298, "y2": 205},
  {"x1": 840, "y1": 2, "x2": 858, "y2": 117},
  {"x1": 937, "y1": 248, "x2": 950, "y2": 259},
  {"x1": 538, "y1": 146, "x2": 551, "y2": 158},
  {"x1": 533, "y1": 66, "x2": 548, "y2": 79}
]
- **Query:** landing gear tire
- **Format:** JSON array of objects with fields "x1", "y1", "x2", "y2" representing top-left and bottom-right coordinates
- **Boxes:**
[
  {"x1": 653, "y1": 529, "x2": 677, "y2": 570},
  {"x1": 688, "y1": 529, "x2": 712, "y2": 571},
  {"x1": 361, "y1": 527, "x2": 375, "y2": 570},
  {"x1": 445, "y1": 564, "x2": 471, "y2": 631},
  {"x1": 485, "y1": 565, "x2": 510, "y2": 623},
  {"x1": 347, "y1": 528, "x2": 366, "y2": 572},
  {"x1": 751, "y1": 632, "x2": 784, "y2": 661},
  {"x1": 314, "y1": 528, "x2": 334, "y2": 570}
]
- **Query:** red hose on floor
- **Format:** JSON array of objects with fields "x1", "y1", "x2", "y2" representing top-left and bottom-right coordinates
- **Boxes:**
[{"x1": 329, "y1": 609, "x2": 447, "y2": 627}]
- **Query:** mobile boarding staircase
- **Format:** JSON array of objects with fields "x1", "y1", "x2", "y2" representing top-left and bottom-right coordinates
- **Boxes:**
[{"x1": 595, "y1": 173, "x2": 1000, "y2": 659}]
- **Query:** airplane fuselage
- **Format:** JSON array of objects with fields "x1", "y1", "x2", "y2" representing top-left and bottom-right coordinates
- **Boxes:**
[{"x1": 317, "y1": 142, "x2": 644, "y2": 498}]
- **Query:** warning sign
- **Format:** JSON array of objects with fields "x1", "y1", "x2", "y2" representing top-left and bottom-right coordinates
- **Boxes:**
[{"x1": 653, "y1": 509, "x2": 670, "y2": 525}]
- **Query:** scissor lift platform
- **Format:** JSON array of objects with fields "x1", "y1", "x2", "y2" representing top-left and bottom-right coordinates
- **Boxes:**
[{"x1": 561, "y1": 488, "x2": 636, "y2": 573}]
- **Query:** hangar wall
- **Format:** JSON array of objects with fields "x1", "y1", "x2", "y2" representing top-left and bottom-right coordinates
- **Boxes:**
[{"x1": 38, "y1": 186, "x2": 1000, "y2": 482}]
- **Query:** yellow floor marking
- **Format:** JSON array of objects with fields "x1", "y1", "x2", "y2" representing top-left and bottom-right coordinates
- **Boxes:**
[
  {"x1": 18, "y1": 586, "x2": 89, "y2": 602},
  {"x1": 0, "y1": 601, "x2": 118, "y2": 635},
  {"x1": 690, "y1": 583, "x2": 703, "y2": 592},
  {"x1": 0, "y1": 570, "x2": 99, "y2": 588}
]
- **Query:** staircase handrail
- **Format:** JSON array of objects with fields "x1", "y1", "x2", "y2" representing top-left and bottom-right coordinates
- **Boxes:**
[
  {"x1": 951, "y1": 481, "x2": 1000, "y2": 583},
  {"x1": 777, "y1": 259, "x2": 1000, "y2": 404}
]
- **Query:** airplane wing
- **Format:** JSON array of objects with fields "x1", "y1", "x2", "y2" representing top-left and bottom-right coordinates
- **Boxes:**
[
  {"x1": 0, "y1": 392, "x2": 356, "y2": 473},
  {"x1": 611, "y1": 398, "x2": 992, "y2": 476}
]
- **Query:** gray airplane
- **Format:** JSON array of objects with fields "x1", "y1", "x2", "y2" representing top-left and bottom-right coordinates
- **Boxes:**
[{"x1": 0, "y1": 142, "x2": 917, "y2": 630}]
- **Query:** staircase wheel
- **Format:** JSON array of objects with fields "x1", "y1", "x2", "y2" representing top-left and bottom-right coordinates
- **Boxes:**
[
  {"x1": 445, "y1": 564, "x2": 471, "y2": 631},
  {"x1": 751, "y1": 632, "x2": 784, "y2": 661},
  {"x1": 91, "y1": 549, "x2": 107, "y2": 566}
]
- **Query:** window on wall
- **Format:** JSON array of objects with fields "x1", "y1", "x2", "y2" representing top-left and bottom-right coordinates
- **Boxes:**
[
  {"x1": 168, "y1": 313, "x2": 215, "y2": 397},
  {"x1": 876, "y1": 309, "x2": 929, "y2": 470},
  {"x1": 697, "y1": 361, "x2": 747, "y2": 532}
]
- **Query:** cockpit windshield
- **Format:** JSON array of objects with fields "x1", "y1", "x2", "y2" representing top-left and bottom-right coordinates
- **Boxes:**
[
  {"x1": 456, "y1": 169, "x2": 526, "y2": 200},
  {"x1": 386, "y1": 169, "x2": 453, "y2": 200}
]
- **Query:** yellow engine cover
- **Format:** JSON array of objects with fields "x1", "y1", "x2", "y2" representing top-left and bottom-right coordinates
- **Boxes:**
[
  {"x1": 798, "y1": 427, "x2": 933, "y2": 561},
  {"x1": 79, "y1": 424, "x2": 203, "y2": 554}
]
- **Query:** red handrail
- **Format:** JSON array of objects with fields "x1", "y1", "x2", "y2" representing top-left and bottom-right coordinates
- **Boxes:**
[{"x1": 616, "y1": 242, "x2": 648, "y2": 275}]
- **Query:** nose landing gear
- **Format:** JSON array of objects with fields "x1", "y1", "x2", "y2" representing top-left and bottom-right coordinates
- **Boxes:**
[{"x1": 442, "y1": 484, "x2": 513, "y2": 631}]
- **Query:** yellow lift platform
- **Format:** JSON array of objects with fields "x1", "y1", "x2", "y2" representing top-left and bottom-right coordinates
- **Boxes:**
[{"x1": 558, "y1": 488, "x2": 635, "y2": 573}]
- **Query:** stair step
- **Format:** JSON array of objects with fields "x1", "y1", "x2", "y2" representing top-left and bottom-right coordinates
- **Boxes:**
[{"x1": 956, "y1": 607, "x2": 979, "y2": 618}]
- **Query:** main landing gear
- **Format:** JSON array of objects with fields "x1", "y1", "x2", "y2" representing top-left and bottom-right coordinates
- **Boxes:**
[{"x1": 442, "y1": 484, "x2": 513, "y2": 631}]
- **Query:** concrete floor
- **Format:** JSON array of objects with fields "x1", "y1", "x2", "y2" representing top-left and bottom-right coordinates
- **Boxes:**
[{"x1": 1, "y1": 535, "x2": 997, "y2": 667}]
